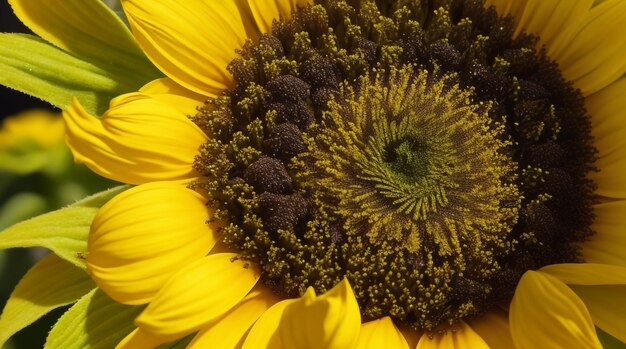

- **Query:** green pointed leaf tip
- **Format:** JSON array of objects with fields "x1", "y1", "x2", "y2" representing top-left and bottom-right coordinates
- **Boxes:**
[
  {"x1": 0, "y1": 254, "x2": 95, "y2": 347},
  {"x1": 45, "y1": 289, "x2": 143, "y2": 349},
  {"x1": 0, "y1": 34, "x2": 157, "y2": 115},
  {"x1": 0, "y1": 185, "x2": 129, "y2": 269}
]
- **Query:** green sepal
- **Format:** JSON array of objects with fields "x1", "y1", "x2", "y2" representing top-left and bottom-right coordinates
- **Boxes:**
[
  {"x1": 45, "y1": 288, "x2": 143, "y2": 349},
  {"x1": 597, "y1": 327, "x2": 626, "y2": 349},
  {"x1": 0, "y1": 33, "x2": 154, "y2": 115},
  {"x1": 0, "y1": 185, "x2": 128, "y2": 269},
  {"x1": 101, "y1": 0, "x2": 128, "y2": 24},
  {"x1": 158, "y1": 335, "x2": 195, "y2": 349},
  {"x1": 0, "y1": 253, "x2": 95, "y2": 347}
]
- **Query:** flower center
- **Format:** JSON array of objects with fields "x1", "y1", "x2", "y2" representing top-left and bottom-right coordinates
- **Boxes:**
[
  {"x1": 192, "y1": 0, "x2": 597, "y2": 330},
  {"x1": 387, "y1": 139, "x2": 429, "y2": 177},
  {"x1": 295, "y1": 66, "x2": 519, "y2": 257}
]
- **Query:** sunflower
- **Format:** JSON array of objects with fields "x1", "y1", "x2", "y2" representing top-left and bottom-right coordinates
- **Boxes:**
[
  {"x1": 0, "y1": 109, "x2": 66, "y2": 174},
  {"x1": 35, "y1": 0, "x2": 626, "y2": 347}
]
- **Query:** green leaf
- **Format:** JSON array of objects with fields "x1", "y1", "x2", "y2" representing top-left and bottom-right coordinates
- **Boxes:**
[
  {"x1": 0, "y1": 34, "x2": 154, "y2": 115},
  {"x1": 45, "y1": 288, "x2": 143, "y2": 349},
  {"x1": 8, "y1": 0, "x2": 161, "y2": 95},
  {"x1": 0, "y1": 185, "x2": 128, "y2": 269},
  {"x1": 0, "y1": 254, "x2": 95, "y2": 347},
  {"x1": 597, "y1": 327, "x2": 626, "y2": 349}
]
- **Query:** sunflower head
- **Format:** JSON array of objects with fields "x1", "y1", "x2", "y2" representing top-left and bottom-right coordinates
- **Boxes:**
[
  {"x1": 13, "y1": 0, "x2": 624, "y2": 347},
  {"x1": 191, "y1": 0, "x2": 597, "y2": 330}
]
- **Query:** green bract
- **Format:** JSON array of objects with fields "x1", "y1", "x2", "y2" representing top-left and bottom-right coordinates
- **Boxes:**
[
  {"x1": 0, "y1": 186, "x2": 128, "y2": 346},
  {"x1": 0, "y1": 186, "x2": 128, "y2": 269},
  {"x1": 0, "y1": 254, "x2": 95, "y2": 347}
]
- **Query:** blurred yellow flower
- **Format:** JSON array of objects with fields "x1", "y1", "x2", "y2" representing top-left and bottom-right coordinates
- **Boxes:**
[{"x1": 0, "y1": 109, "x2": 67, "y2": 175}]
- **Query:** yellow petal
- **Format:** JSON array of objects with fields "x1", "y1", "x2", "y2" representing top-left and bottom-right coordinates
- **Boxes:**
[
  {"x1": 247, "y1": 0, "x2": 313, "y2": 34},
  {"x1": 7, "y1": 0, "x2": 158, "y2": 80},
  {"x1": 188, "y1": 286, "x2": 280, "y2": 349},
  {"x1": 510, "y1": 271, "x2": 602, "y2": 349},
  {"x1": 510, "y1": 0, "x2": 593, "y2": 58},
  {"x1": 416, "y1": 321, "x2": 489, "y2": 349},
  {"x1": 121, "y1": 0, "x2": 247, "y2": 97},
  {"x1": 63, "y1": 93, "x2": 207, "y2": 185},
  {"x1": 584, "y1": 201, "x2": 626, "y2": 267},
  {"x1": 134, "y1": 253, "x2": 260, "y2": 342},
  {"x1": 544, "y1": 0, "x2": 594, "y2": 59},
  {"x1": 233, "y1": 0, "x2": 263, "y2": 40},
  {"x1": 140, "y1": 78, "x2": 206, "y2": 117},
  {"x1": 86, "y1": 182, "x2": 219, "y2": 305},
  {"x1": 355, "y1": 317, "x2": 409, "y2": 349},
  {"x1": 557, "y1": 0, "x2": 626, "y2": 95},
  {"x1": 466, "y1": 309, "x2": 515, "y2": 349},
  {"x1": 540, "y1": 263, "x2": 626, "y2": 285},
  {"x1": 116, "y1": 328, "x2": 162, "y2": 349},
  {"x1": 279, "y1": 279, "x2": 361, "y2": 349},
  {"x1": 570, "y1": 284, "x2": 626, "y2": 344},
  {"x1": 592, "y1": 156, "x2": 626, "y2": 200},
  {"x1": 586, "y1": 77, "x2": 626, "y2": 198},
  {"x1": 242, "y1": 299, "x2": 295, "y2": 349},
  {"x1": 587, "y1": 77, "x2": 626, "y2": 151}
]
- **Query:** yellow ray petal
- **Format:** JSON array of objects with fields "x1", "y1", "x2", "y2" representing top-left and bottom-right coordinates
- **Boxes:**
[
  {"x1": 187, "y1": 285, "x2": 279, "y2": 349},
  {"x1": 116, "y1": 328, "x2": 163, "y2": 349},
  {"x1": 134, "y1": 253, "x2": 260, "y2": 343},
  {"x1": 586, "y1": 77, "x2": 626, "y2": 198},
  {"x1": 466, "y1": 309, "x2": 515, "y2": 349},
  {"x1": 121, "y1": 0, "x2": 247, "y2": 97},
  {"x1": 232, "y1": 0, "x2": 263, "y2": 41},
  {"x1": 584, "y1": 201, "x2": 626, "y2": 267},
  {"x1": 592, "y1": 155, "x2": 626, "y2": 200},
  {"x1": 247, "y1": 0, "x2": 313, "y2": 34},
  {"x1": 242, "y1": 299, "x2": 295, "y2": 349},
  {"x1": 557, "y1": 0, "x2": 626, "y2": 96},
  {"x1": 416, "y1": 321, "x2": 489, "y2": 349},
  {"x1": 510, "y1": 271, "x2": 602, "y2": 349},
  {"x1": 355, "y1": 317, "x2": 409, "y2": 349},
  {"x1": 279, "y1": 279, "x2": 361, "y2": 349},
  {"x1": 570, "y1": 284, "x2": 626, "y2": 344},
  {"x1": 540, "y1": 263, "x2": 626, "y2": 285},
  {"x1": 63, "y1": 93, "x2": 207, "y2": 185},
  {"x1": 140, "y1": 78, "x2": 206, "y2": 117},
  {"x1": 509, "y1": 0, "x2": 593, "y2": 57},
  {"x1": 86, "y1": 182, "x2": 219, "y2": 305},
  {"x1": 7, "y1": 0, "x2": 159, "y2": 80},
  {"x1": 587, "y1": 77, "x2": 626, "y2": 150}
]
